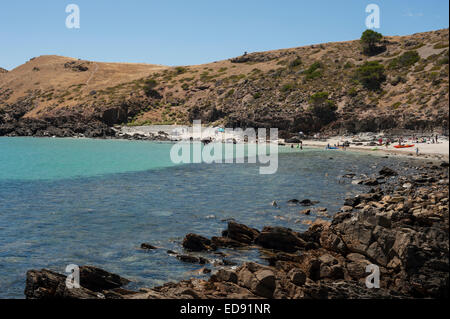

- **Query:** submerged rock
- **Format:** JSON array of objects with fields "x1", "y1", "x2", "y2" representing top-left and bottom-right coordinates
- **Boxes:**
[
  {"x1": 379, "y1": 166, "x2": 398, "y2": 177},
  {"x1": 140, "y1": 243, "x2": 157, "y2": 250},
  {"x1": 299, "y1": 199, "x2": 319, "y2": 206},
  {"x1": 176, "y1": 255, "x2": 209, "y2": 265}
]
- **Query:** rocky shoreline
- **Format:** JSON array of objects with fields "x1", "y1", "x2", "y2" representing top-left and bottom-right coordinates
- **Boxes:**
[{"x1": 24, "y1": 160, "x2": 449, "y2": 299}]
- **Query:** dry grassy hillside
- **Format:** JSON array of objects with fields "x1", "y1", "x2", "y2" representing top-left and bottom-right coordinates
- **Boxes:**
[{"x1": 0, "y1": 28, "x2": 448, "y2": 137}]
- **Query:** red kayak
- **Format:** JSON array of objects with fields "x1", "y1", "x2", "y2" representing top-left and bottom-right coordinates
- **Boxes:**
[{"x1": 394, "y1": 144, "x2": 415, "y2": 149}]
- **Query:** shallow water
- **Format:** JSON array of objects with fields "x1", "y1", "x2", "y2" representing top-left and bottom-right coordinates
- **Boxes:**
[{"x1": 0, "y1": 137, "x2": 414, "y2": 298}]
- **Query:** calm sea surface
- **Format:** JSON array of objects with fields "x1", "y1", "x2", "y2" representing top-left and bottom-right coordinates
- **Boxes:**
[{"x1": 0, "y1": 137, "x2": 414, "y2": 298}]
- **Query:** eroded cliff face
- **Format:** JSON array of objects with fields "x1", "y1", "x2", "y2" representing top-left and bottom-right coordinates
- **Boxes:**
[{"x1": 1, "y1": 29, "x2": 449, "y2": 137}]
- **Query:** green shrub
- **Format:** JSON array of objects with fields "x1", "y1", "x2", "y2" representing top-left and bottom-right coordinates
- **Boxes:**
[
  {"x1": 143, "y1": 79, "x2": 157, "y2": 89},
  {"x1": 228, "y1": 74, "x2": 246, "y2": 82},
  {"x1": 355, "y1": 61, "x2": 386, "y2": 91},
  {"x1": 289, "y1": 57, "x2": 302, "y2": 68},
  {"x1": 304, "y1": 62, "x2": 323, "y2": 80},
  {"x1": 388, "y1": 50, "x2": 420, "y2": 69},
  {"x1": 281, "y1": 83, "x2": 295, "y2": 92},
  {"x1": 175, "y1": 67, "x2": 187, "y2": 75},
  {"x1": 309, "y1": 91, "x2": 330, "y2": 104},
  {"x1": 429, "y1": 71, "x2": 441, "y2": 85},
  {"x1": 305, "y1": 71, "x2": 322, "y2": 80},
  {"x1": 437, "y1": 56, "x2": 449, "y2": 65},
  {"x1": 226, "y1": 89, "x2": 235, "y2": 97},
  {"x1": 143, "y1": 79, "x2": 161, "y2": 98},
  {"x1": 308, "y1": 92, "x2": 337, "y2": 124},
  {"x1": 391, "y1": 102, "x2": 401, "y2": 109},
  {"x1": 343, "y1": 61, "x2": 354, "y2": 69},
  {"x1": 181, "y1": 83, "x2": 189, "y2": 91},
  {"x1": 347, "y1": 87, "x2": 358, "y2": 97},
  {"x1": 360, "y1": 29, "x2": 383, "y2": 55},
  {"x1": 306, "y1": 62, "x2": 322, "y2": 73},
  {"x1": 253, "y1": 92, "x2": 262, "y2": 99}
]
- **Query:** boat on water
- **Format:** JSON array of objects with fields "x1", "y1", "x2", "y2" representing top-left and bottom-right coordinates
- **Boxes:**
[{"x1": 394, "y1": 144, "x2": 415, "y2": 149}]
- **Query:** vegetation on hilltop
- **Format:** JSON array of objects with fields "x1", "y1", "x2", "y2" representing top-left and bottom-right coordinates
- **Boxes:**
[{"x1": 360, "y1": 29, "x2": 385, "y2": 56}]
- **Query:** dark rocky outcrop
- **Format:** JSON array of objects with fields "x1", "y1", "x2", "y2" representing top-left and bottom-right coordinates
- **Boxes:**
[
  {"x1": 64, "y1": 61, "x2": 89, "y2": 72},
  {"x1": 222, "y1": 221, "x2": 260, "y2": 244},
  {"x1": 25, "y1": 266, "x2": 131, "y2": 299},
  {"x1": 0, "y1": 100, "x2": 116, "y2": 138},
  {"x1": 182, "y1": 233, "x2": 215, "y2": 251},
  {"x1": 211, "y1": 236, "x2": 246, "y2": 248},
  {"x1": 255, "y1": 226, "x2": 306, "y2": 253}
]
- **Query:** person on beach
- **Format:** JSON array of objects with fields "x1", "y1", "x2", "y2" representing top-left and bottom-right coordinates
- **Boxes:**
[{"x1": 416, "y1": 147, "x2": 419, "y2": 156}]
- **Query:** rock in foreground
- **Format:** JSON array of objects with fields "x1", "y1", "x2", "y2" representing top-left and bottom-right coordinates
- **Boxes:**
[{"x1": 25, "y1": 266, "x2": 132, "y2": 299}]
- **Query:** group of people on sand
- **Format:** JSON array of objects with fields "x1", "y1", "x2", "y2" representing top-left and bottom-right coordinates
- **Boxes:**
[
  {"x1": 411, "y1": 134, "x2": 440, "y2": 144},
  {"x1": 378, "y1": 134, "x2": 441, "y2": 147}
]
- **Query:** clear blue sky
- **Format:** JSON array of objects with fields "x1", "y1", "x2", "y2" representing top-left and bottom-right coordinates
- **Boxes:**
[{"x1": 1, "y1": 0, "x2": 448, "y2": 70}]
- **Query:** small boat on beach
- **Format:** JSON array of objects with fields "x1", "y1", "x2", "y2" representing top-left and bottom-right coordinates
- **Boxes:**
[{"x1": 394, "y1": 144, "x2": 415, "y2": 149}]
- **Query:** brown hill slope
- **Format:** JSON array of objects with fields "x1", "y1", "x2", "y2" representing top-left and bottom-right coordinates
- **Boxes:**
[{"x1": 0, "y1": 29, "x2": 448, "y2": 138}]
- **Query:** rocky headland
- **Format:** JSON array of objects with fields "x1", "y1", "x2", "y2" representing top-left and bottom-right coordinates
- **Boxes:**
[
  {"x1": 1, "y1": 29, "x2": 449, "y2": 139},
  {"x1": 25, "y1": 160, "x2": 449, "y2": 299}
]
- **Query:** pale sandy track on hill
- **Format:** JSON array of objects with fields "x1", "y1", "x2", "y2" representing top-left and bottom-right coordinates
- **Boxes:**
[{"x1": 85, "y1": 63, "x2": 99, "y2": 87}]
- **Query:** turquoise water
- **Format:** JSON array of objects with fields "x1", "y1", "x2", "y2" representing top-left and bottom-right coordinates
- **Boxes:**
[
  {"x1": 0, "y1": 137, "x2": 410, "y2": 298},
  {"x1": 0, "y1": 138, "x2": 177, "y2": 180}
]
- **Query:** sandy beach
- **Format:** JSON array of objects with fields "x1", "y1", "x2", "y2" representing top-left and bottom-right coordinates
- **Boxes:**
[
  {"x1": 301, "y1": 137, "x2": 449, "y2": 160},
  {"x1": 117, "y1": 125, "x2": 449, "y2": 161}
]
